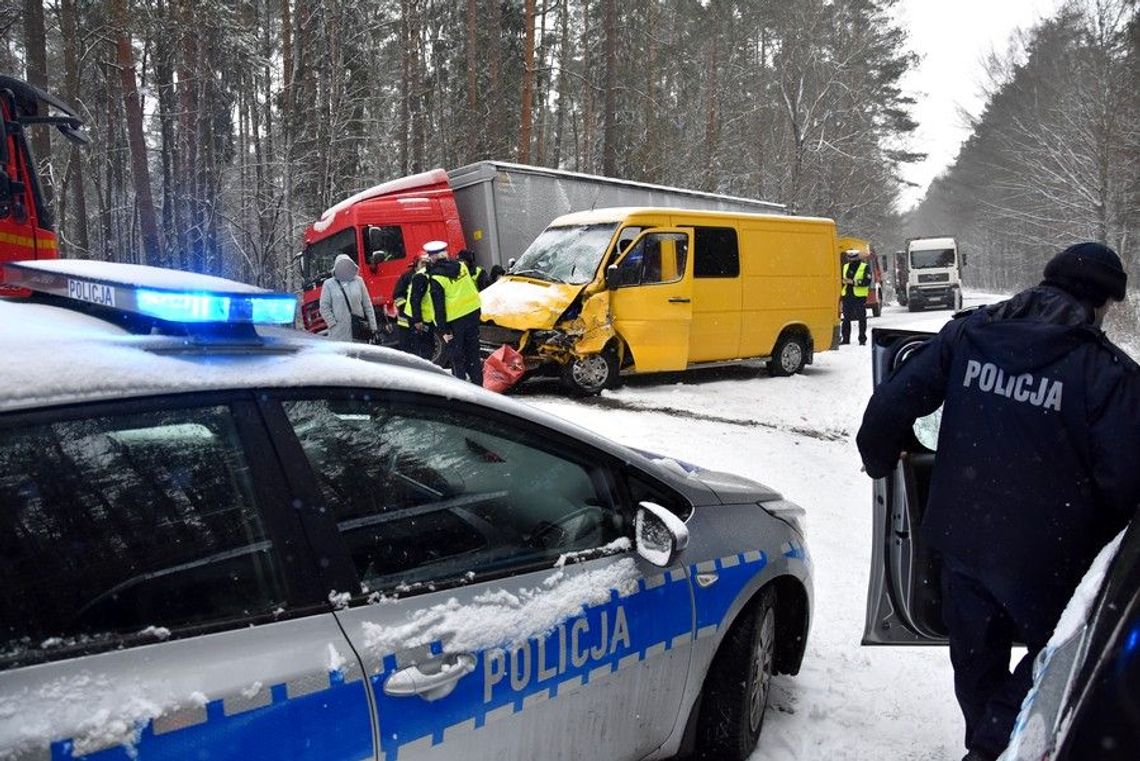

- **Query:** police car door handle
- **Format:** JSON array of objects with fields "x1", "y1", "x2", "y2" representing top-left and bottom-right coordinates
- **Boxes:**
[
  {"x1": 383, "y1": 653, "x2": 477, "y2": 702},
  {"x1": 668, "y1": 297, "x2": 691, "y2": 303}
]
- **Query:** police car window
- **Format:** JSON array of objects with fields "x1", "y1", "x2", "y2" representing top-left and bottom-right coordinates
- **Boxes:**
[
  {"x1": 282, "y1": 399, "x2": 625, "y2": 594},
  {"x1": 0, "y1": 406, "x2": 285, "y2": 668}
]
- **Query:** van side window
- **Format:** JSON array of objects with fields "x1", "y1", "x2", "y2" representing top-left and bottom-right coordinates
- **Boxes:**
[
  {"x1": 617, "y1": 232, "x2": 689, "y2": 286},
  {"x1": 693, "y1": 227, "x2": 740, "y2": 278},
  {"x1": 0, "y1": 405, "x2": 287, "y2": 668}
]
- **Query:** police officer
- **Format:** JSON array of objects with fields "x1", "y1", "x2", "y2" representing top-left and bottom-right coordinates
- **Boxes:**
[
  {"x1": 856, "y1": 242, "x2": 1140, "y2": 761},
  {"x1": 392, "y1": 258, "x2": 419, "y2": 353},
  {"x1": 428, "y1": 243, "x2": 484, "y2": 385},
  {"x1": 406, "y1": 248, "x2": 439, "y2": 361},
  {"x1": 840, "y1": 248, "x2": 872, "y2": 345},
  {"x1": 457, "y1": 249, "x2": 491, "y2": 291}
]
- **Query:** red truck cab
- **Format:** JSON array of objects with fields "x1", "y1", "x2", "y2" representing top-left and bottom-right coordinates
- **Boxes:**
[
  {"x1": 1, "y1": 77, "x2": 87, "y2": 289},
  {"x1": 299, "y1": 169, "x2": 466, "y2": 333}
]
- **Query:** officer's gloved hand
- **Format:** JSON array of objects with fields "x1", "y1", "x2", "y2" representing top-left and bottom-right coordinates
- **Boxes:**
[{"x1": 443, "y1": 332, "x2": 454, "y2": 343}]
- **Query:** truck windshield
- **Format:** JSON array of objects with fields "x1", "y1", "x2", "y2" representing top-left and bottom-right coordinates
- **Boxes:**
[
  {"x1": 302, "y1": 228, "x2": 358, "y2": 288},
  {"x1": 510, "y1": 224, "x2": 618, "y2": 285},
  {"x1": 910, "y1": 248, "x2": 956, "y2": 269}
]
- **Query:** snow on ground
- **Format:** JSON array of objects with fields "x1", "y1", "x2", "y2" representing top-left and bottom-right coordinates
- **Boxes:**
[{"x1": 518, "y1": 294, "x2": 1007, "y2": 761}]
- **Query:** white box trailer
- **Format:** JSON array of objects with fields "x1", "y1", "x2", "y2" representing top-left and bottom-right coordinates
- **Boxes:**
[{"x1": 447, "y1": 161, "x2": 786, "y2": 271}]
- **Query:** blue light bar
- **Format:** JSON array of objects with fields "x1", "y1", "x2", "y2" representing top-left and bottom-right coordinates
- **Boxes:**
[
  {"x1": 135, "y1": 289, "x2": 297, "y2": 324},
  {"x1": 1, "y1": 261, "x2": 299, "y2": 328}
]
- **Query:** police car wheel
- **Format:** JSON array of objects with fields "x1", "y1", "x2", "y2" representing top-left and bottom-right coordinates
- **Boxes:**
[
  {"x1": 696, "y1": 587, "x2": 777, "y2": 760},
  {"x1": 562, "y1": 350, "x2": 617, "y2": 395},
  {"x1": 768, "y1": 334, "x2": 807, "y2": 377}
]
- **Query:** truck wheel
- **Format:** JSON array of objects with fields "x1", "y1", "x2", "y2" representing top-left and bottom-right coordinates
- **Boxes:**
[
  {"x1": 953, "y1": 290, "x2": 963, "y2": 311},
  {"x1": 561, "y1": 350, "x2": 618, "y2": 395},
  {"x1": 768, "y1": 333, "x2": 807, "y2": 377},
  {"x1": 907, "y1": 302, "x2": 919, "y2": 313},
  {"x1": 696, "y1": 587, "x2": 777, "y2": 760}
]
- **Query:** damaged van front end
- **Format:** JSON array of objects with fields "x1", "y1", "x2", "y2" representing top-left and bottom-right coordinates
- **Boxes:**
[{"x1": 479, "y1": 275, "x2": 622, "y2": 392}]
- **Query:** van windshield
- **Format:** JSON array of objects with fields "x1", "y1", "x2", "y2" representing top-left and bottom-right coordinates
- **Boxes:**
[
  {"x1": 509, "y1": 224, "x2": 618, "y2": 285},
  {"x1": 302, "y1": 228, "x2": 358, "y2": 288},
  {"x1": 910, "y1": 248, "x2": 956, "y2": 269}
]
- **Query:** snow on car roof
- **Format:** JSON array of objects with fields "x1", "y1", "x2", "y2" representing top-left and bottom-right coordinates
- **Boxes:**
[
  {"x1": 0, "y1": 298, "x2": 469, "y2": 413},
  {"x1": 13, "y1": 259, "x2": 272, "y2": 294},
  {"x1": 0, "y1": 298, "x2": 674, "y2": 479}
]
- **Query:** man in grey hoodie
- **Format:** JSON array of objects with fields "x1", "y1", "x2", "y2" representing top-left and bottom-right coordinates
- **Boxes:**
[{"x1": 319, "y1": 253, "x2": 377, "y2": 342}]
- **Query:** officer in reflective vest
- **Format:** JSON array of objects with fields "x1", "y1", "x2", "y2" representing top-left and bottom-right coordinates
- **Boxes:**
[
  {"x1": 840, "y1": 249, "x2": 872, "y2": 345},
  {"x1": 457, "y1": 249, "x2": 491, "y2": 291},
  {"x1": 429, "y1": 246, "x2": 484, "y2": 385},
  {"x1": 406, "y1": 247, "x2": 440, "y2": 361},
  {"x1": 392, "y1": 257, "x2": 420, "y2": 354}
]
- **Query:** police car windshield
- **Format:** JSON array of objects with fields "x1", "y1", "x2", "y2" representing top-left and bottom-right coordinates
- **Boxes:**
[
  {"x1": 510, "y1": 224, "x2": 618, "y2": 285},
  {"x1": 303, "y1": 228, "x2": 357, "y2": 288},
  {"x1": 910, "y1": 248, "x2": 955, "y2": 269}
]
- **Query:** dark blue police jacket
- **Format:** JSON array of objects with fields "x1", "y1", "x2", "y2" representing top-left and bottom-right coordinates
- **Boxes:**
[{"x1": 857, "y1": 285, "x2": 1140, "y2": 628}]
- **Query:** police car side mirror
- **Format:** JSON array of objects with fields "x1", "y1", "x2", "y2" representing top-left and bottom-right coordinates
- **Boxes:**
[{"x1": 635, "y1": 501, "x2": 689, "y2": 568}]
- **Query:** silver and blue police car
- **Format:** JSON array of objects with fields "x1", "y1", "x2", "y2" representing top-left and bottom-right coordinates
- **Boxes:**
[{"x1": 0, "y1": 260, "x2": 812, "y2": 761}]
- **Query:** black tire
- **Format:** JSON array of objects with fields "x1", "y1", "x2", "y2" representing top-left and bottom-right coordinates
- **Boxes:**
[
  {"x1": 561, "y1": 349, "x2": 618, "y2": 395},
  {"x1": 431, "y1": 332, "x2": 450, "y2": 367},
  {"x1": 907, "y1": 302, "x2": 919, "y2": 313},
  {"x1": 696, "y1": 587, "x2": 778, "y2": 761},
  {"x1": 953, "y1": 289, "x2": 963, "y2": 311},
  {"x1": 871, "y1": 301, "x2": 882, "y2": 318},
  {"x1": 768, "y1": 332, "x2": 807, "y2": 377}
]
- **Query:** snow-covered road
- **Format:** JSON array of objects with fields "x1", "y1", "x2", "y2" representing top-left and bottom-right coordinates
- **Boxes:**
[{"x1": 518, "y1": 295, "x2": 1002, "y2": 761}]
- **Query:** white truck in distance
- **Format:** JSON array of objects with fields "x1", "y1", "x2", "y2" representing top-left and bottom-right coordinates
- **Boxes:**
[{"x1": 897, "y1": 236, "x2": 964, "y2": 312}]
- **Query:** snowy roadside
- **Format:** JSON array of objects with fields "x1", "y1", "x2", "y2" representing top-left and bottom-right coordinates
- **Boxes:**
[{"x1": 524, "y1": 299, "x2": 998, "y2": 760}]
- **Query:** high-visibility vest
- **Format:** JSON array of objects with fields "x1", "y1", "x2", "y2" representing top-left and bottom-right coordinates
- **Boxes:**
[
  {"x1": 844, "y1": 261, "x2": 870, "y2": 298},
  {"x1": 403, "y1": 271, "x2": 435, "y2": 324},
  {"x1": 432, "y1": 262, "x2": 481, "y2": 322}
]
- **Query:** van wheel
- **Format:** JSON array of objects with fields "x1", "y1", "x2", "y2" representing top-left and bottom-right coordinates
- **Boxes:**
[
  {"x1": 561, "y1": 350, "x2": 618, "y2": 395},
  {"x1": 768, "y1": 333, "x2": 807, "y2": 377},
  {"x1": 871, "y1": 292, "x2": 882, "y2": 318},
  {"x1": 696, "y1": 587, "x2": 777, "y2": 760}
]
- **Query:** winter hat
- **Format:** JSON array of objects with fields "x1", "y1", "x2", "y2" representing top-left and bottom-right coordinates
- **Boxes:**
[{"x1": 1042, "y1": 242, "x2": 1127, "y2": 307}]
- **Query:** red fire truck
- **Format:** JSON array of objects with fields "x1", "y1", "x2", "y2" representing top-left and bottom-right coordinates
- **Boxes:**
[{"x1": 0, "y1": 76, "x2": 88, "y2": 286}]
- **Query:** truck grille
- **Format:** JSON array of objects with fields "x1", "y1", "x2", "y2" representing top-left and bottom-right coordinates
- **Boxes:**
[
  {"x1": 480, "y1": 323, "x2": 524, "y2": 348},
  {"x1": 301, "y1": 300, "x2": 325, "y2": 332},
  {"x1": 918, "y1": 273, "x2": 950, "y2": 283}
]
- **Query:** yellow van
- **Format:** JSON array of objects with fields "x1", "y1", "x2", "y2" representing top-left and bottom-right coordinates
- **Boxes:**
[{"x1": 479, "y1": 207, "x2": 841, "y2": 394}]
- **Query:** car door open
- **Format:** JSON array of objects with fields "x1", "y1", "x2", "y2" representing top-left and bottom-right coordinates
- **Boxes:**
[{"x1": 863, "y1": 329, "x2": 949, "y2": 645}]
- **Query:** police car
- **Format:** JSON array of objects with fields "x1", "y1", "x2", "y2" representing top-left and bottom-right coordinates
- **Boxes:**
[
  {"x1": 862, "y1": 328, "x2": 1139, "y2": 759},
  {"x1": 0, "y1": 260, "x2": 812, "y2": 761}
]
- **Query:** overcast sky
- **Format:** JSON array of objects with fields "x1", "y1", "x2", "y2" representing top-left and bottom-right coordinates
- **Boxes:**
[{"x1": 894, "y1": 0, "x2": 1062, "y2": 210}]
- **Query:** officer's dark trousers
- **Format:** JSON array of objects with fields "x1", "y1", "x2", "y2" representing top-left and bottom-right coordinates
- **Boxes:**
[
  {"x1": 411, "y1": 326, "x2": 435, "y2": 361},
  {"x1": 941, "y1": 557, "x2": 1049, "y2": 758},
  {"x1": 449, "y1": 313, "x2": 484, "y2": 385},
  {"x1": 841, "y1": 295, "x2": 867, "y2": 344},
  {"x1": 396, "y1": 325, "x2": 414, "y2": 354}
]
